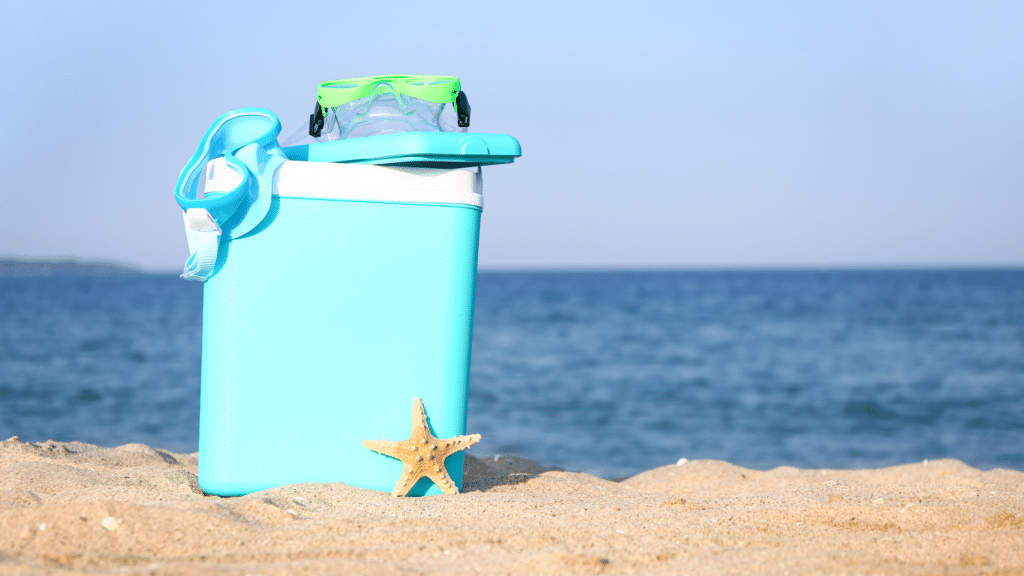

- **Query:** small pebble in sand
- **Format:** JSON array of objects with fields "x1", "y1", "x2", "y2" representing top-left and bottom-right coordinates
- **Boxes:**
[
  {"x1": 873, "y1": 498, "x2": 884, "y2": 505},
  {"x1": 101, "y1": 517, "x2": 119, "y2": 531},
  {"x1": 677, "y1": 458, "x2": 689, "y2": 466}
]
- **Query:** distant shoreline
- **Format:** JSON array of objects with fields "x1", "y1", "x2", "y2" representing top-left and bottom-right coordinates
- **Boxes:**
[
  {"x1": 0, "y1": 258, "x2": 148, "y2": 277},
  {"x1": 2, "y1": 258, "x2": 1021, "y2": 278}
]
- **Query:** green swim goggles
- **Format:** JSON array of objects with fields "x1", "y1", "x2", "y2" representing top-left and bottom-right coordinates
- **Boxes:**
[{"x1": 309, "y1": 74, "x2": 470, "y2": 137}]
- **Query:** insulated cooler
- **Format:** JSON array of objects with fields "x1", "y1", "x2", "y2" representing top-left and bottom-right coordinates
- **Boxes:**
[{"x1": 197, "y1": 158, "x2": 484, "y2": 497}]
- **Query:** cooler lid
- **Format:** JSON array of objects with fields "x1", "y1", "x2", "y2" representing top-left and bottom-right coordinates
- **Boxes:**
[{"x1": 282, "y1": 132, "x2": 521, "y2": 168}]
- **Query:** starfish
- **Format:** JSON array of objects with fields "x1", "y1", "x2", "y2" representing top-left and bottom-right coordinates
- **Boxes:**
[{"x1": 363, "y1": 398, "x2": 481, "y2": 497}]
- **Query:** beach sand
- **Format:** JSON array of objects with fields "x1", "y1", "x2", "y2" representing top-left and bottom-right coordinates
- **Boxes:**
[{"x1": 1, "y1": 436, "x2": 1021, "y2": 575}]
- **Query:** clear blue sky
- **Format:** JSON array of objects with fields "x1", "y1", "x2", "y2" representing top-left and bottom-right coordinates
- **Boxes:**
[{"x1": 1, "y1": 1, "x2": 1021, "y2": 271}]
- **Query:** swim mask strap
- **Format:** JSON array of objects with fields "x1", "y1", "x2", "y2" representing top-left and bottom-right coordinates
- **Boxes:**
[{"x1": 174, "y1": 108, "x2": 287, "y2": 281}]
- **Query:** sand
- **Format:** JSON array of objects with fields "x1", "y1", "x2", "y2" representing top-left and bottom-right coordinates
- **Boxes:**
[{"x1": 1, "y1": 436, "x2": 1022, "y2": 575}]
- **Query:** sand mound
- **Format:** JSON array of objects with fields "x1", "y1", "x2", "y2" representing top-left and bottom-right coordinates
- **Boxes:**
[{"x1": 1, "y1": 436, "x2": 1022, "y2": 575}]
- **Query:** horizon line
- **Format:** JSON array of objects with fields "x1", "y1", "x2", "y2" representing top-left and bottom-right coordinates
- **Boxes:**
[{"x1": 2, "y1": 256, "x2": 1022, "y2": 276}]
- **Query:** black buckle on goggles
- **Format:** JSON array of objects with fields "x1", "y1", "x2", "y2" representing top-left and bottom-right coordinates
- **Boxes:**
[
  {"x1": 309, "y1": 102, "x2": 325, "y2": 137},
  {"x1": 456, "y1": 91, "x2": 471, "y2": 127}
]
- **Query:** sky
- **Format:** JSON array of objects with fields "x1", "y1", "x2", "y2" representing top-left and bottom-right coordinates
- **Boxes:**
[{"x1": 1, "y1": 1, "x2": 1021, "y2": 271}]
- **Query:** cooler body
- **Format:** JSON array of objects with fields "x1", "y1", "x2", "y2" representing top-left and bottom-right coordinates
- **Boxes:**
[{"x1": 197, "y1": 160, "x2": 482, "y2": 496}]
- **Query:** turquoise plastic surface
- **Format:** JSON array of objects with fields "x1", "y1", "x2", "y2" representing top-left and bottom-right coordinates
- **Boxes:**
[
  {"x1": 198, "y1": 194, "x2": 482, "y2": 497},
  {"x1": 283, "y1": 132, "x2": 521, "y2": 168}
]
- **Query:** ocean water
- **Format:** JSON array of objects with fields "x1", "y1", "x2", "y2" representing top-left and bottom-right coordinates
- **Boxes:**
[{"x1": 1, "y1": 269, "x2": 1022, "y2": 479}]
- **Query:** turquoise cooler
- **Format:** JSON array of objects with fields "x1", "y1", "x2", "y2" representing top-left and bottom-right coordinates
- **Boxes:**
[
  {"x1": 196, "y1": 158, "x2": 487, "y2": 497},
  {"x1": 176, "y1": 105, "x2": 519, "y2": 497}
]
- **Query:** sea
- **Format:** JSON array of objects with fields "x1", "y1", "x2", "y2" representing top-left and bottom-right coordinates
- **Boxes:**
[{"x1": 1, "y1": 269, "x2": 1022, "y2": 479}]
